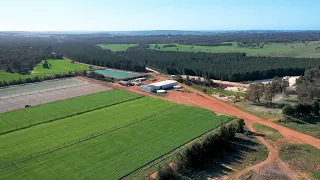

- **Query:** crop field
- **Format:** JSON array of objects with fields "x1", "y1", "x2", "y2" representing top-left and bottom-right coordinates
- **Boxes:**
[
  {"x1": 0, "y1": 92, "x2": 230, "y2": 179},
  {"x1": 0, "y1": 90, "x2": 140, "y2": 134},
  {"x1": 97, "y1": 44, "x2": 138, "y2": 51},
  {"x1": 149, "y1": 41, "x2": 320, "y2": 58},
  {"x1": 0, "y1": 59, "x2": 90, "y2": 82}
]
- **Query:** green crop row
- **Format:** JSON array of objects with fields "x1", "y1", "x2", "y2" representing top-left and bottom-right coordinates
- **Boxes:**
[
  {"x1": 0, "y1": 90, "x2": 141, "y2": 134},
  {"x1": 0, "y1": 100, "x2": 229, "y2": 179},
  {"x1": 0, "y1": 97, "x2": 178, "y2": 168}
]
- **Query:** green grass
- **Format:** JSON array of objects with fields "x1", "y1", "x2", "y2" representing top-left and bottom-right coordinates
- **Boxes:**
[
  {"x1": 0, "y1": 59, "x2": 90, "y2": 82},
  {"x1": 97, "y1": 44, "x2": 138, "y2": 51},
  {"x1": 280, "y1": 144, "x2": 320, "y2": 179},
  {"x1": 253, "y1": 123, "x2": 283, "y2": 141},
  {"x1": 149, "y1": 41, "x2": 320, "y2": 58},
  {"x1": 0, "y1": 99, "x2": 229, "y2": 179},
  {"x1": 277, "y1": 117, "x2": 320, "y2": 139},
  {"x1": 0, "y1": 97, "x2": 177, "y2": 168},
  {"x1": 191, "y1": 84, "x2": 245, "y2": 97},
  {"x1": 0, "y1": 90, "x2": 141, "y2": 134}
]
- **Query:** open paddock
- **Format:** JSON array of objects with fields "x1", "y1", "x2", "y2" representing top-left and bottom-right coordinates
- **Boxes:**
[{"x1": 0, "y1": 78, "x2": 111, "y2": 113}]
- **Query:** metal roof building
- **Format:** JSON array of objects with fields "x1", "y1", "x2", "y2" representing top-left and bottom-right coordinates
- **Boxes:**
[{"x1": 140, "y1": 80, "x2": 178, "y2": 92}]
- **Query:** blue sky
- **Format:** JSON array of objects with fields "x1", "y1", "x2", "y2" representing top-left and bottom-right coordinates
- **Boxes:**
[{"x1": 1, "y1": 0, "x2": 319, "y2": 31}]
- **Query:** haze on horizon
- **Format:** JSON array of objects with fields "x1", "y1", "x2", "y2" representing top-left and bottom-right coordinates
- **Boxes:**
[{"x1": 1, "y1": 0, "x2": 319, "y2": 31}]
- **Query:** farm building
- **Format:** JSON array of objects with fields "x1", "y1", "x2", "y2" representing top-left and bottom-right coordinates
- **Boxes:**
[
  {"x1": 134, "y1": 77, "x2": 146, "y2": 82},
  {"x1": 140, "y1": 80, "x2": 177, "y2": 92},
  {"x1": 119, "y1": 81, "x2": 133, "y2": 86}
]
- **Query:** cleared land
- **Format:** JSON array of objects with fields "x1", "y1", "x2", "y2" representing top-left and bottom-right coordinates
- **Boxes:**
[
  {"x1": 0, "y1": 78, "x2": 111, "y2": 114},
  {"x1": 97, "y1": 44, "x2": 138, "y2": 51},
  {"x1": 0, "y1": 95, "x2": 229, "y2": 179},
  {"x1": 0, "y1": 59, "x2": 90, "y2": 82},
  {"x1": 0, "y1": 90, "x2": 139, "y2": 134},
  {"x1": 277, "y1": 117, "x2": 320, "y2": 139},
  {"x1": 149, "y1": 41, "x2": 320, "y2": 58},
  {"x1": 191, "y1": 84, "x2": 245, "y2": 97},
  {"x1": 280, "y1": 143, "x2": 320, "y2": 179}
]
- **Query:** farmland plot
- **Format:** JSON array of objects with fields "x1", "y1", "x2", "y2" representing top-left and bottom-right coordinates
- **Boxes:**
[
  {"x1": 0, "y1": 97, "x2": 177, "y2": 167},
  {"x1": 0, "y1": 100, "x2": 229, "y2": 179},
  {"x1": 0, "y1": 90, "x2": 140, "y2": 134}
]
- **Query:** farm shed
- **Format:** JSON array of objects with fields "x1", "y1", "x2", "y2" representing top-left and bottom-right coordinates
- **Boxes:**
[
  {"x1": 119, "y1": 81, "x2": 133, "y2": 86},
  {"x1": 134, "y1": 77, "x2": 146, "y2": 82},
  {"x1": 140, "y1": 80, "x2": 177, "y2": 92}
]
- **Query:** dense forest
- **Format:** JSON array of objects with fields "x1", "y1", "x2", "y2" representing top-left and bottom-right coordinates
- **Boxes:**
[
  {"x1": 53, "y1": 43, "x2": 146, "y2": 72},
  {"x1": 0, "y1": 45, "x2": 62, "y2": 74},
  {"x1": 119, "y1": 50, "x2": 320, "y2": 81},
  {"x1": 0, "y1": 35, "x2": 62, "y2": 73}
]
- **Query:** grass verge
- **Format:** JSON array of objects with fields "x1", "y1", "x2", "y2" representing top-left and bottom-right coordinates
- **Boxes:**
[
  {"x1": 277, "y1": 117, "x2": 320, "y2": 139},
  {"x1": 280, "y1": 143, "x2": 320, "y2": 179}
]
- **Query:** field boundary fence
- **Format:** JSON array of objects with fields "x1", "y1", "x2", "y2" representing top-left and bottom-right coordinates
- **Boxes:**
[
  {"x1": 0, "y1": 96, "x2": 144, "y2": 135},
  {"x1": 0, "y1": 102, "x2": 183, "y2": 171},
  {"x1": 119, "y1": 118, "x2": 236, "y2": 180}
]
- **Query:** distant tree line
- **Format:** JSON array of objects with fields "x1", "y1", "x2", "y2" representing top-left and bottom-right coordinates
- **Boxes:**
[
  {"x1": 190, "y1": 42, "x2": 233, "y2": 46},
  {"x1": 65, "y1": 31, "x2": 320, "y2": 44},
  {"x1": 119, "y1": 50, "x2": 320, "y2": 81},
  {"x1": 0, "y1": 72, "x2": 76, "y2": 87},
  {"x1": 157, "y1": 119, "x2": 246, "y2": 180}
]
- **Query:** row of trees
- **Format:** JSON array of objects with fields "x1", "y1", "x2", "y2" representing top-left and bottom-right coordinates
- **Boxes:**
[
  {"x1": 282, "y1": 68, "x2": 320, "y2": 119},
  {"x1": 245, "y1": 77, "x2": 289, "y2": 105},
  {"x1": 65, "y1": 31, "x2": 320, "y2": 45},
  {"x1": 296, "y1": 67, "x2": 320, "y2": 102},
  {"x1": 282, "y1": 100, "x2": 319, "y2": 118},
  {"x1": 0, "y1": 72, "x2": 76, "y2": 87},
  {"x1": 157, "y1": 119, "x2": 245, "y2": 180}
]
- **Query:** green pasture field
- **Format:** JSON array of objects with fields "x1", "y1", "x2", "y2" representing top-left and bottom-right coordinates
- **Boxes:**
[
  {"x1": 97, "y1": 44, "x2": 138, "y2": 51},
  {"x1": 0, "y1": 90, "x2": 141, "y2": 134},
  {"x1": 0, "y1": 98, "x2": 229, "y2": 179},
  {"x1": 0, "y1": 97, "x2": 177, "y2": 167},
  {"x1": 149, "y1": 41, "x2": 320, "y2": 58},
  {"x1": 0, "y1": 59, "x2": 90, "y2": 82}
]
